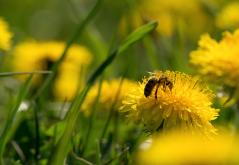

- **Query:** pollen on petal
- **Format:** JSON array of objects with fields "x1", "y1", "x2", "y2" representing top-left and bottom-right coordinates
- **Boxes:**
[{"x1": 121, "y1": 70, "x2": 219, "y2": 136}]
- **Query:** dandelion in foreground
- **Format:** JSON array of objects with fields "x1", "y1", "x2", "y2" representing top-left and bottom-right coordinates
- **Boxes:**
[
  {"x1": 190, "y1": 29, "x2": 239, "y2": 87},
  {"x1": 136, "y1": 132, "x2": 239, "y2": 165},
  {"x1": 121, "y1": 71, "x2": 219, "y2": 135},
  {"x1": 0, "y1": 17, "x2": 12, "y2": 51},
  {"x1": 82, "y1": 79, "x2": 137, "y2": 115}
]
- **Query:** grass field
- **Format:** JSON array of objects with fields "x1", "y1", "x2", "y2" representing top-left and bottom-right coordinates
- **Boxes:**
[{"x1": 1, "y1": 0, "x2": 239, "y2": 164}]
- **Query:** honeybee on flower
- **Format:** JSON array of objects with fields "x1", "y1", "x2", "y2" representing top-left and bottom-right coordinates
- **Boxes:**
[{"x1": 121, "y1": 70, "x2": 219, "y2": 136}]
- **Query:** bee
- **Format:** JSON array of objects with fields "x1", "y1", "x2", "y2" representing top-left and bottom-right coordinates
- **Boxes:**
[{"x1": 144, "y1": 76, "x2": 173, "y2": 99}]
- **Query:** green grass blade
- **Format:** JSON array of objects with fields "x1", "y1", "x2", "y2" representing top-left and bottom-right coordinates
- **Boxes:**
[
  {"x1": 47, "y1": 21, "x2": 157, "y2": 165},
  {"x1": 118, "y1": 21, "x2": 158, "y2": 54},
  {"x1": 0, "y1": 75, "x2": 33, "y2": 164},
  {"x1": 100, "y1": 77, "x2": 125, "y2": 140},
  {"x1": 0, "y1": 71, "x2": 52, "y2": 77},
  {"x1": 33, "y1": 0, "x2": 104, "y2": 99},
  {"x1": 47, "y1": 86, "x2": 91, "y2": 165},
  {"x1": 82, "y1": 76, "x2": 103, "y2": 154}
]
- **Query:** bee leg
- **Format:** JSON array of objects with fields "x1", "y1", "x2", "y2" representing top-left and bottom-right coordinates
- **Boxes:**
[
  {"x1": 163, "y1": 81, "x2": 167, "y2": 91},
  {"x1": 154, "y1": 83, "x2": 160, "y2": 99},
  {"x1": 166, "y1": 81, "x2": 173, "y2": 90}
]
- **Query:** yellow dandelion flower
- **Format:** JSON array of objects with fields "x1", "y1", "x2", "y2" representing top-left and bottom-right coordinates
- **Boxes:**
[
  {"x1": 82, "y1": 79, "x2": 137, "y2": 115},
  {"x1": 190, "y1": 29, "x2": 239, "y2": 87},
  {"x1": 216, "y1": 2, "x2": 239, "y2": 29},
  {"x1": 53, "y1": 72, "x2": 80, "y2": 100},
  {"x1": 125, "y1": 0, "x2": 209, "y2": 38},
  {"x1": 12, "y1": 40, "x2": 92, "y2": 100},
  {"x1": 121, "y1": 71, "x2": 219, "y2": 135},
  {"x1": 136, "y1": 132, "x2": 239, "y2": 165},
  {"x1": 119, "y1": 0, "x2": 209, "y2": 38},
  {"x1": 0, "y1": 17, "x2": 12, "y2": 51}
]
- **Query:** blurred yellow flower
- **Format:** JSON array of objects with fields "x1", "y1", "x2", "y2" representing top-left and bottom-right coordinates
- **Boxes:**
[
  {"x1": 0, "y1": 17, "x2": 12, "y2": 51},
  {"x1": 136, "y1": 132, "x2": 239, "y2": 165},
  {"x1": 82, "y1": 79, "x2": 137, "y2": 115},
  {"x1": 121, "y1": 0, "x2": 209, "y2": 38},
  {"x1": 121, "y1": 71, "x2": 218, "y2": 136},
  {"x1": 12, "y1": 40, "x2": 92, "y2": 100},
  {"x1": 190, "y1": 29, "x2": 239, "y2": 87},
  {"x1": 216, "y1": 2, "x2": 239, "y2": 29},
  {"x1": 53, "y1": 71, "x2": 81, "y2": 101}
]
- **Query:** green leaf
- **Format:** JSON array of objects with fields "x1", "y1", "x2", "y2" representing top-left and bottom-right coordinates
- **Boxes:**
[
  {"x1": 47, "y1": 21, "x2": 157, "y2": 165},
  {"x1": 0, "y1": 75, "x2": 33, "y2": 164},
  {"x1": 0, "y1": 71, "x2": 51, "y2": 77},
  {"x1": 33, "y1": 0, "x2": 104, "y2": 100},
  {"x1": 118, "y1": 21, "x2": 158, "y2": 54}
]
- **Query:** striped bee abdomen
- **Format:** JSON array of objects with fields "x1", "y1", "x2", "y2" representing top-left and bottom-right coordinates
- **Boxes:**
[{"x1": 144, "y1": 78, "x2": 158, "y2": 97}]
